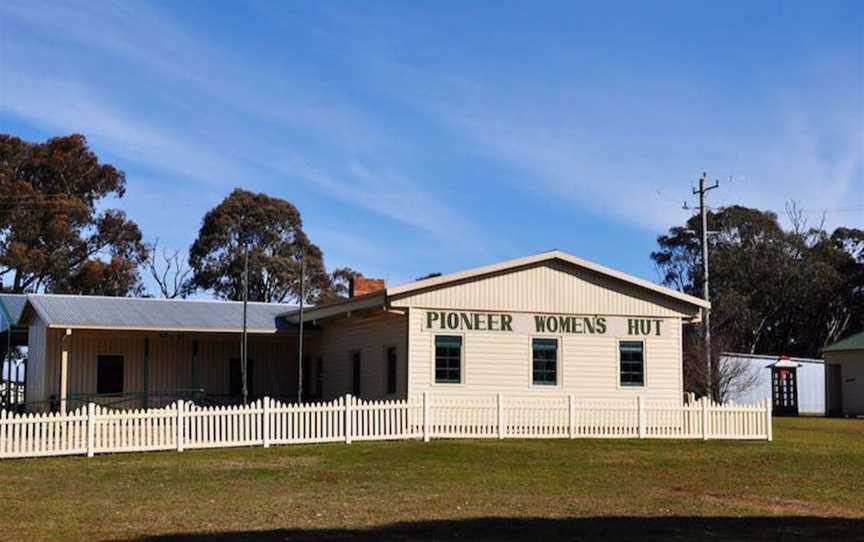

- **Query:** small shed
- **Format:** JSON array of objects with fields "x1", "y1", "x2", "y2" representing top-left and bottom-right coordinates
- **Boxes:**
[
  {"x1": 822, "y1": 332, "x2": 864, "y2": 417},
  {"x1": 720, "y1": 353, "x2": 824, "y2": 416}
]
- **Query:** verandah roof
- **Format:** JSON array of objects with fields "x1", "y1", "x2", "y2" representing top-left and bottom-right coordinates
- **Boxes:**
[{"x1": 20, "y1": 294, "x2": 298, "y2": 334}]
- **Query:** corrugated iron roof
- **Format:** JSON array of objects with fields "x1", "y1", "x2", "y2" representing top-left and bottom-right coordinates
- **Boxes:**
[
  {"x1": 823, "y1": 331, "x2": 864, "y2": 353},
  {"x1": 0, "y1": 293, "x2": 29, "y2": 330},
  {"x1": 24, "y1": 294, "x2": 297, "y2": 333}
]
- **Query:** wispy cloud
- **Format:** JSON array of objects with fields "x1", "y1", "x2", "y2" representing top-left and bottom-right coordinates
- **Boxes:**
[
  {"x1": 357, "y1": 47, "x2": 862, "y2": 232},
  {"x1": 0, "y1": 0, "x2": 487, "y2": 252}
]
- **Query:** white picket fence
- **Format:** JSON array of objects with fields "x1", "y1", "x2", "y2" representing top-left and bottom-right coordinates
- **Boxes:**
[{"x1": 0, "y1": 394, "x2": 771, "y2": 459}]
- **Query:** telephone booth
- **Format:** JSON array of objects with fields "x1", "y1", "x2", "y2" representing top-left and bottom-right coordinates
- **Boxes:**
[{"x1": 769, "y1": 355, "x2": 800, "y2": 416}]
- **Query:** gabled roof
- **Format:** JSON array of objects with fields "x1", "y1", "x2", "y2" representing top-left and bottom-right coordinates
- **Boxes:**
[
  {"x1": 23, "y1": 294, "x2": 297, "y2": 334},
  {"x1": 823, "y1": 331, "x2": 864, "y2": 353},
  {"x1": 288, "y1": 249, "x2": 708, "y2": 323},
  {"x1": 388, "y1": 250, "x2": 710, "y2": 308},
  {"x1": 0, "y1": 293, "x2": 28, "y2": 330}
]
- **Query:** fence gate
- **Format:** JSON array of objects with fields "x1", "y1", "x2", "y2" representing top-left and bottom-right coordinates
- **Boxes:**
[{"x1": 771, "y1": 367, "x2": 798, "y2": 416}]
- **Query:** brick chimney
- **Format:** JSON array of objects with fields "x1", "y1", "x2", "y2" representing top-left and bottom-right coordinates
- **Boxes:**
[{"x1": 349, "y1": 275, "x2": 386, "y2": 298}]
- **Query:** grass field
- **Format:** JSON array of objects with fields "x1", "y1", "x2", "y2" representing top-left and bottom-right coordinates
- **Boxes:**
[{"x1": 0, "y1": 417, "x2": 862, "y2": 541}]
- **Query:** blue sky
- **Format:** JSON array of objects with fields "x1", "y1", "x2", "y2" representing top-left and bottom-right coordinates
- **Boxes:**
[{"x1": 1, "y1": 1, "x2": 861, "y2": 291}]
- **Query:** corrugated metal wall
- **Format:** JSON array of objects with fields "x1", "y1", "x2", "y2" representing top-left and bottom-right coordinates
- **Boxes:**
[
  {"x1": 392, "y1": 261, "x2": 700, "y2": 318},
  {"x1": 25, "y1": 320, "x2": 47, "y2": 405},
  {"x1": 723, "y1": 354, "x2": 825, "y2": 414},
  {"x1": 824, "y1": 350, "x2": 864, "y2": 416}
]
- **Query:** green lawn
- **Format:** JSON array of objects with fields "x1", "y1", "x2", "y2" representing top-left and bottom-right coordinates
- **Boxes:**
[{"x1": 1, "y1": 418, "x2": 862, "y2": 541}]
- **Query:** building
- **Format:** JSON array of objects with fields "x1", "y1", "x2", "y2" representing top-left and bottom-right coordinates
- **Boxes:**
[
  {"x1": 292, "y1": 250, "x2": 707, "y2": 403},
  {"x1": 721, "y1": 353, "x2": 824, "y2": 416},
  {"x1": 7, "y1": 250, "x2": 709, "y2": 412},
  {"x1": 17, "y1": 295, "x2": 298, "y2": 412},
  {"x1": 823, "y1": 331, "x2": 864, "y2": 417}
]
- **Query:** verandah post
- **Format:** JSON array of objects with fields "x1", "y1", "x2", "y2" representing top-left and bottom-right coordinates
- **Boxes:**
[
  {"x1": 345, "y1": 394, "x2": 353, "y2": 444},
  {"x1": 637, "y1": 396, "x2": 645, "y2": 439},
  {"x1": 422, "y1": 391, "x2": 430, "y2": 443},
  {"x1": 86, "y1": 402, "x2": 95, "y2": 458},
  {"x1": 262, "y1": 397, "x2": 270, "y2": 448},
  {"x1": 496, "y1": 392, "x2": 504, "y2": 439},
  {"x1": 176, "y1": 400, "x2": 185, "y2": 452}
]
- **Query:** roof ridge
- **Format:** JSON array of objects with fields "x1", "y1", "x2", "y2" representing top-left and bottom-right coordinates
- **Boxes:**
[{"x1": 26, "y1": 293, "x2": 296, "y2": 307}]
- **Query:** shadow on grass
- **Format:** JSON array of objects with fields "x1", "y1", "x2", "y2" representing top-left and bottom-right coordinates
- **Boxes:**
[{"x1": 112, "y1": 516, "x2": 864, "y2": 542}]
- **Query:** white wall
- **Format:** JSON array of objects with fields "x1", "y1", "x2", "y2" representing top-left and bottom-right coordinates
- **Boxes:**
[
  {"x1": 306, "y1": 313, "x2": 408, "y2": 401},
  {"x1": 824, "y1": 350, "x2": 864, "y2": 416},
  {"x1": 407, "y1": 308, "x2": 684, "y2": 401}
]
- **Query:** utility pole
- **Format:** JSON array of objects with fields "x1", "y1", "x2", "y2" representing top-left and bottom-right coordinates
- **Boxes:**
[
  {"x1": 241, "y1": 245, "x2": 249, "y2": 405},
  {"x1": 693, "y1": 173, "x2": 719, "y2": 400},
  {"x1": 297, "y1": 254, "x2": 305, "y2": 404}
]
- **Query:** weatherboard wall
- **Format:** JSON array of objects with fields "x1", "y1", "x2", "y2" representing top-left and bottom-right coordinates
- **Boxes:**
[
  {"x1": 30, "y1": 326, "x2": 299, "y2": 411},
  {"x1": 305, "y1": 313, "x2": 408, "y2": 402},
  {"x1": 406, "y1": 308, "x2": 683, "y2": 401}
]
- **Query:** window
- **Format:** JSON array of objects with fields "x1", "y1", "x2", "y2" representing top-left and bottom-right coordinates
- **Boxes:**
[
  {"x1": 386, "y1": 346, "x2": 397, "y2": 394},
  {"x1": 434, "y1": 335, "x2": 462, "y2": 384},
  {"x1": 229, "y1": 358, "x2": 255, "y2": 397},
  {"x1": 619, "y1": 341, "x2": 644, "y2": 387},
  {"x1": 532, "y1": 338, "x2": 558, "y2": 385},
  {"x1": 351, "y1": 351, "x2": 361, "y2": 396},
  {"x1": 96, "y1": 355, "x2": 124, "y2": 395}
]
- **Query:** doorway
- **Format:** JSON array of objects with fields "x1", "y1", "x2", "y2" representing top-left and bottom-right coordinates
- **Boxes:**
[{"x1": 826, "y1": 364, "x2": 843, "y2": 417}]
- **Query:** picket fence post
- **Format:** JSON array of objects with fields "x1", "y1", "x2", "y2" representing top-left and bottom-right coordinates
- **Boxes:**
[
  {"x1": 496, "y1": 393, "x2": 504, "y2": 439},
  {"x1": 345, "y1": 394, "x2": 353, "y2": 444},
  {"x1": 262, "y1": 397, "x2": 270, "y2": 448},
  {"x1": 765, "y1": 399, "x2": 773, "y2": 442},
  {"x1": 568, "y1": 394, "x2": 576, "y2": 439},
  {"x1": 637, "y1": 396, "x2": 645, "y2": 439},
  {"x1": 86, "y1": 402, "x2": 95, "y2": 458},
  {"x1": 701, "y1": 398, "x2": 709, "y2": 441},
  {"x1": 422, "y1": 391, "x2": 431, "y2": 443},
  {"x1": 176, "y1": 401, "x2": 185, "y2": 452}
]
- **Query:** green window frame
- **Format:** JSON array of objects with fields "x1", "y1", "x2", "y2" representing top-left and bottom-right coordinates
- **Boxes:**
[
  {"x1": 619, "y1": 341, "x2": 645, "y2": 387},
  {"x1": 532, "y1": 338, "x2": 558, "y2": 385},
  {"x1": 434, "y1": 335, "x2": 462, "y2": 384}
]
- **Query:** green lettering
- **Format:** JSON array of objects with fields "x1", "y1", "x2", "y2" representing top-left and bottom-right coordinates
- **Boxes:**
[
  {"x1": 427, "y1": 311, "x2": 439, "y2": 329},
  {"x1": 654, "y1": 319, "x2": 662, "y2": 336},
  {"x1": 628, "y1": 319, "x2": 639, "y2": 335},
  {"x1": 572, "y1": 317, "x2": 582, "y2": 334},
  {"x1": 558, "y1": 316, "x2": 571, "y2": 333},
  {"x1": 534, "y1": 315, "x2": 546, "y2": 333},
  {"x1": 460, "y1": 313, "x2": 474, "y2": 330},
  {"x1": 596, "y1": 317, "x2": 607, "y2": 334},
  {"x1": 474, "y1": 313, "x2": 484, "y2": 331},
  {"x1": 488, "y1": 313, "x2": 499, "y2": 331},
  {"x1": 446, "y1": 312, "x2": 459, "y2": 330},
  {"x1": 582, "y1": 317, "x2": 594, "y2": 334},
  {"x1": 501, "y1": 314, "x2": 513, "y2": 331},
  {"x1": 640, "y1": 319, "x2": 651, "y2": 335},
  {"x1": 547, "y1": 316, "x2": 558, "y2": 333}
]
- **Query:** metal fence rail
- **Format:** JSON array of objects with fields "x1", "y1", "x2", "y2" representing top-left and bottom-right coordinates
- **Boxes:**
[{"x1": 0, "y1": 394, "x2": 771, "y2": 459}]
